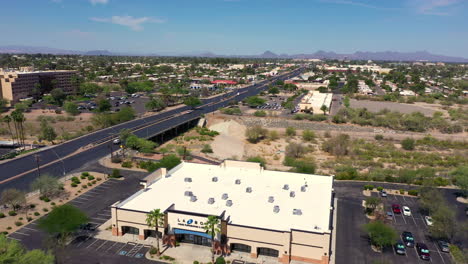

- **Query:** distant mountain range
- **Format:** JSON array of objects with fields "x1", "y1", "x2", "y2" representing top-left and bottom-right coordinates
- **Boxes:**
[{"x1": 1, "y1": 45, "x2": 467, "y2": 62}]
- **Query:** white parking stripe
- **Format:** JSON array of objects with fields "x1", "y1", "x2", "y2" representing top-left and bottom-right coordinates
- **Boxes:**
[
  {"x1": 13, "y1": 232, "x2": 30, "y2": 236},
  {"x1": 86, "y1": 239, "x2": 101, "y2": 248},
  {"x1": 70, "y1": 200, "x2": 85, "y2": 204},
  {"x1": 98, "y1": 213, "x2": 111, "y2": 217},
  {"x1": 8, "y1": 237, "x2": 21, "y2": 241},
  {"x1": 106, "y1": 241, "x2": 119, "y2": 252},
  {"x1": 74, "y1": 196, "x2": 91, "y2": 201},
  {"x1": 79, "y1": 193, "x2": 96, "y2": 197},
  {"x1": 95, "y1": 240, "x2": 108, "y2": 251},
  {"x1": 21, "y1": 227, "x2": 38, "y2": 232},
  {"x1": 92, "y1": 217, "x2": 108, "y2": 221}
]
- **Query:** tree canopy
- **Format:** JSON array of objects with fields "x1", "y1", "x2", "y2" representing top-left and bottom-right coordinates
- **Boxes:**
[{"x1": 0, "y1": 235, "x2": 54, "y2": 264}]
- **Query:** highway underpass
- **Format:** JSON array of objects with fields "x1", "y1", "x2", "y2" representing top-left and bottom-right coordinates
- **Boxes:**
[{"x1": 0, "y1": 68, "x2": 303, "y2": 192}]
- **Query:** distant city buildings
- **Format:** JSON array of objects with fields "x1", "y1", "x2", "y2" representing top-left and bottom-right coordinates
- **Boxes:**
[{"x1": 0, "y1": 67, "x2": 78, "y2": 105}]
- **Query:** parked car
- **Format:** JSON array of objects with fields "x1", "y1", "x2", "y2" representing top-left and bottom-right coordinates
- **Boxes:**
[
  {"x1": 437, "y1": 240, "x2": 450, "y2": 253},
  {"x1": 416, "y1": 243, "x2": 431, "y2": 261},
  {"x1": 392, "y1": 204, "x2": 401, "y2": 214},
  {"x1": 380, "y1": 190, "x2": 387, "y2": 197},
  {"x1": 394, "y1": 241, "x2": 406, "y2": 255},
  {"x1": 386, "y1": 211, "x2": 393, "y2": 220},
  {"x1": 402, "y1": 206, "x2": 411, "y2": 216},
  {"x1": 425, "y1": 216, "x2": 433, "y2": 226},
  {"x1": 402, "y1": 231, "x2": 415, "y2": 247}
]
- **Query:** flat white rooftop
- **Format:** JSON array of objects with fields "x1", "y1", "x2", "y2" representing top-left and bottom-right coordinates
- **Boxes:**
[{"x1": 118, "y1": 160, "x2": 334, "y2": 233}]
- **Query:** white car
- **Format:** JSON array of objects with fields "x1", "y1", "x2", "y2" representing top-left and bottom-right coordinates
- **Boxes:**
[
  {"x1": 112, "y1": 138, "x2": 121, "y2": 144},
  {"x1": 402, "y1": 206, "x2": 411, "y2": 216},
  {"x1": 425, "y1": 216, "x2": 433, "y2": 226}
]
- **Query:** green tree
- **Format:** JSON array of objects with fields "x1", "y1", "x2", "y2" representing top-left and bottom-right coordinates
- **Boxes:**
[
  {"x1": 0, "y1": 235, "x2": 54, "y2": 264},
  {"x1": 322, "y1": 134, "x2": 350, "y2": 156},
  {"x1": 146, "y1": 209, "x2": 164, "y2": 255},
  {"x1": 365, "y1": 197, "x2": 381, "y2": 214},
  {"x1": 14, "y1": 102, "x2": 28, "y2": 113},
  {"x1": 11, "y1": 110, "x2": 26, "y2": 147},
  {"x1": 96, "y1": 98, "x2": 111, "y2": 112},
  {"x1": 38, "y1": 204, "x2": 88, "y2": 246},
  {"x1": 246, "y1": 156, "x2": 266, "y2": 168},
  {"x1": 245, "y1": 125, "x2": 268, "y2": 143},
  {"x1": 429, "y1": 205, "x2": 457, "y2": 241},
  {"x1": 401, "y1": 138, "x2": 415, "y2": 151},
  {"x1": 63, "y1": 101, "x2": 79, "y2": 116},
  {"x1": 39, "y1": 120, "x2": 57, "y2": 144},
  {"x1": 286, "y1": 142, "x2": 307, "y2": 159},
  {"x1": 0, "y1": 98, "x2": 9, "y2": 112},
  {"x1": 302, "y1": 130, "x2": 316, "y2": 142},
  {"x1": 450, "y1": 166, "x2": 468, "y2": 197},
  {"x1": 203, "y1": 215, "x2": 221, "y2": 263},
  {"x1": 145, "y1": 96, "x2": 166, "y2": 111},
  {"x1": 30, "y1": 174, "x2": 63, "y2": 198},
  {"x1": 0, "y1": 188, "x2": 26, "y2": 211},
  {"x1": 50, "y1": 88, "x2": 66, "y2": 106},
  {"x1": 119, "y1": 128, "x2": 132, "y2": 144},
  {"x1": 343, "y1": 96, "x2": 350, "y2": 108},
  {"x1": 2, "y1": 115, "x2": 15, "y2": 145},
  {"x1": 183, "y1": 96, "x2": 202, "y2": 109},
  {"x1": 268, "y1": 86, "x2": 280, "y2": 95},
  {"x1": 363, "y1": 221, "x2": 397, "y2": 250},
  {"x1": 320, "y1": 104, "x2": 328, "y2": 115},
  {"x1": 245, "y1": 96, "x2": 266, "y2": 108}
]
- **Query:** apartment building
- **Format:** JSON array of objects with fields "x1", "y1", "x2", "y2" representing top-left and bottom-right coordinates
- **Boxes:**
[
  {"x1": 111, "y1": 160, "x2": 335, "y2": 264},
  {"x1": 0, "y1": 69, "x2": 78, "y2": 104}
]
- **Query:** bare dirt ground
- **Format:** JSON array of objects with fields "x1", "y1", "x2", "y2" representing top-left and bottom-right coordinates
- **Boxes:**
[
  {"x1": 208, "y1": 119, "x2": 246, "y2": 160},
  {"x1": 349, "y1": 99, "x2": 446, "y2": 116}
]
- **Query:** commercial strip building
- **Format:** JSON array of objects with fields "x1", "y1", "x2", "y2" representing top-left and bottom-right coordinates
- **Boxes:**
[
  {"x1": 0, "y1": 68, "x2": 78, "y2": 105},
  {"x1": 111, "y1": 160, "x2": 335, "y2": 264},
  {"x1": 298, "y1": 91, "x2": 333, "y2": 114}
]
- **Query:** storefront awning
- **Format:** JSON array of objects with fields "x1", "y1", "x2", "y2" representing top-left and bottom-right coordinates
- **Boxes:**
[{"x1": 173, "y1": 228, "x2": 212, "y2": 239}]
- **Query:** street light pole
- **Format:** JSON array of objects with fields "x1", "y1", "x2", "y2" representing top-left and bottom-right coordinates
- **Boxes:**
[{"x1": 34, "y1": 154, "x2": 41, "y2": 177}]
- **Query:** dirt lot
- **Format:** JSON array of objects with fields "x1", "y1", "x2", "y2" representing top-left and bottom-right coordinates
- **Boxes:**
[{"x1": 349, "y1": 99, "x2": 445, "y2": 117}]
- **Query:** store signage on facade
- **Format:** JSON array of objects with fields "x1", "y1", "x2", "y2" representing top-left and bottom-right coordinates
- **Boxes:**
[{"x1": 177, "y1": 218, "x2": 205, "y2": 229}]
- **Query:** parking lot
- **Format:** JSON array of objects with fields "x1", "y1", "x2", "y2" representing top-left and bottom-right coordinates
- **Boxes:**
[
  {"x1": 372, "y1": 192, "x2": 452, "y2": 264},
  {"x1": 69, "y1": 236, "x2": 151, "y2": 260},
  {"x1": 334, "y1": 182, "x2": 455, "y2": 264}
]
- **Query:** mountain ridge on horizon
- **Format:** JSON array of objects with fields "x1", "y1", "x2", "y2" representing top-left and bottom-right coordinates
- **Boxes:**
[{"x1": 0, "y1": 45, "x2": 467, "y2": 63}]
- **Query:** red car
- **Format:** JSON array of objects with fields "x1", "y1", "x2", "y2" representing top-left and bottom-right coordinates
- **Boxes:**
[{"x1": 392, "y1": 204, "x2": 401, "y2": 214}]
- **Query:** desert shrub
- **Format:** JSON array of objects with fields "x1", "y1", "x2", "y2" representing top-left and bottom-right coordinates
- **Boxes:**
[
  {"x1": 8, "y1": 211, "x2": 17, "y2": 216},
  {"x1": 302, "y1": 129, "x2": 316, "y2": 142},
  {"x1": 201, "y1": 144, "x2": 213, "y2": 154},
  {"x1": 15, "y1": 221, "x2": 23, "y2": 226},
  {"x1": 42, "y1": 208, "x2": 48, "y2": 212},
  {"x1": 111, "y1": 156, "x2": 122, "y2": 163},
  {"x1": 121, "y1": 161, "x2": 133, "y2": 168},
  {"x1": 286, "y1": 127, "x2": 296, "y2": 136},
  {"x1": 71, "y1": 183, "x2": 78, "y2": 188},
  {"x1": 34, "y1": 212, "x2": 40, "y2": 216},
  {"x1": 254, "y1": 110, "x2": 267, "y2": 117},
  {"x1": 246, "y1": 156, "x2": 266, "y2": 168},
  {"x1": 245, "y1": 125, "x2": 268, "y2": 143},
  {"x1": 27, "y1": 217, "x2": 33, "y2": 222},
  {"x1": 322, "y1": 134, "x2": 350, "y2": 156},
  {"x1": 268, "y1": 130, "x2": 279, "y2": 140},
  {"x1": 149, "y1": 247, "x2": 158, "y2": 255},
  {"x1": 0, "y1": 212, "x2": 5, "y2": 218},
  {"x1": 111, "y1": 169, "x2": 121, "y2": 178},
  {"x1": 408, "y1": 190, "x2": 419, "y2": 196},
  {"x1": 401, "y1": 138, "x2": 415, "y2": 150},
  {"x1": 82, "y1": 184, "x2": 87, "y2": 189},
  {"x1": 220, "y1": 107, "x2": 242, "y2": 115},
  {"x1": 285, "y1": 142, "x2": 307, "y2": 158},
  {"x1": 335, "y1": 166, "x2": 359, "y2": 180},
  {"x1": 216, "y1": 256, "x2": 226, "y2": 264},
  {"x1": 375, "y1": 134, "x2": 384, "y2": 140},
  {"x1": 399, "y1": 189, "x2": 405, "y2": 194}
]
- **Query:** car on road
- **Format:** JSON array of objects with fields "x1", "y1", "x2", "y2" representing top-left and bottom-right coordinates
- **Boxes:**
[
  {"x1": 394, "y1": 241, "x2": 406, "y2": 255},
  {"x1": 425, "y1": 216, "x2": 433, "y2": 226},
  {"x1": 402, "y1": 206, "x2": 411, "y2": 216},
  {"x1": 112, "y1": 138, "x2": 121, "y2": 144},
  {"x1": 437, "y1": 240, "x2": 450, "y2": 253},
  {"x1": 392, "y1": 204, "x2": 401, "y2": 214},
  {"x1": 416, "y1": 243, "x2": 431, "y2": 261},
  {"x1": 380, "y1": 190, "x2": 387, "y2": 197},
  {"x1": 402, "y1": 231, "x2": 415, "y2": 247}
]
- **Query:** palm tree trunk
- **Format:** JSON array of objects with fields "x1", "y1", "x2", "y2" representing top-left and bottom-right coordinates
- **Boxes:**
[
  {"x1": 6, "y1": 122, "x2": 15, "y2": 146},
  {"x1": 156, "y1": 226, "x2": 160, "y2": 255},
  {"x1": 211, "y1": 232, "x2": 215, "y2": 263}
]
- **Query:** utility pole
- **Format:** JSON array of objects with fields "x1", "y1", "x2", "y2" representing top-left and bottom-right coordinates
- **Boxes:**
[
  {"x1": 34, "y1": 154, "x2": 41, "y2": 177},
  {"x1": 108, "y1": 144, "x2": 113, "y2": 159}
]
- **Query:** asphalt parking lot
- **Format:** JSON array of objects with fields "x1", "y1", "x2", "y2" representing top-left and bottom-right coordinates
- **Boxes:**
[{"x1": 334, "y1": 182, "x2": 455, "y2": 264}]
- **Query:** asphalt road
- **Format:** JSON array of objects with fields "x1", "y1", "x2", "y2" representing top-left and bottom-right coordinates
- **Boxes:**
[{"x1": 0, "y1": 69, "x2": 303, "y2": 193}]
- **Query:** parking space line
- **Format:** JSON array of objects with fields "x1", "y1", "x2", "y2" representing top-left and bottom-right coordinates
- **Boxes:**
[
  {"x1": 74, "y1": 196, "x2": 91, "y2": 201},
  {"x1": 86, "y1": 190, "x2": 101, "y2": 194},
  {"x1": 70, "y1": 199, "x2": 85, "y2": 204},
  {"x1": 21, "y1": 227, "x2": 38, "y2": 232},
  {"x1": 92, "y1": 217, "x2": 108, "y2": 221},
  {"x1": 115, "y1": 243, "x2": 128, "y2": 254},
  {"x1": 79, "y1": 193, "x2": 96, "y2": 197},
  {"x1": 431, "y1": 241, "x2": 446, "y2": 264},
  {"x1": 95, "y1": 240, "x2": 109, "y2": 251},
  {"x1": 86, "y1": 238, "x2": 101, "y2": 248},
  {"x1": 13, "y1": 232, "x2": 30, "y2": 236},
  {"x1": 98, "y1": 213, "x2": 111, "y2": 217},
  {"x1": 8, "y1": 237, "x2": 21, "y2": 241},
  {"x1": 106, "y1": 241, "x2": 119, "y2": 252}
]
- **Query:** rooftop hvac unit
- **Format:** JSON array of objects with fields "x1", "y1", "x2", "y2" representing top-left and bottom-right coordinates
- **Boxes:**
[
  {"x1": 222, "y1": 193, "x2": 229, "y2": 200},
  {"x1": 283, "y1": 184, "x2": 289, "y2": 190},
  {"x1": 190, "y1": 196, "x2": 197, "y2": 202},
  {"x1": 246, "y1": 187, "x2": 252, "y2": 193},
  {"x1": 208, "y1": 198, "x2": 215, "y2": 204},
  {"x1": 184, "y1": 177, "x2": 192, "y2": 183},
  {"x1": 226, "y1": 200, "x2": 233, "y2": 207},
  {"x1": 290, "y1": 191, "x2": 295, "y2": 198},
  {"x1": 268, "y1": 196, "x2": 274, "y2": 203},
  {"x1": 235, "y1": 179, "x2": 241, "y2": 185},
  {"x1": 212, "y1": 177, "x2": 218, "y2": 182},
  {"x1": 184, "y1": 191, "x2": 193, "y2": 197},
  {"x1": 273, "y1": 205, "x2": 280, "y2": 213},
  {"x1": 293, "y1": 209, "x2": 302, "y2": 215},
  {"x1": 301, "y1": 185, "x2": 307, "y2": 192}
]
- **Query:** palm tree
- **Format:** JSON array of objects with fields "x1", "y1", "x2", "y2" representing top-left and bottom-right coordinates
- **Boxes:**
[
  {"x1": 2, "y1": 115, "x2": 15, "y2": 145},
  {"x1": 203, "y1": 215, "x2": 221, "y2": 263},
  {"x1": 146, "y1": 209, "x2": 164, "y2": 255},
  {"x1": 11, "y1": 110, "x2": 26, "y2": 148}
]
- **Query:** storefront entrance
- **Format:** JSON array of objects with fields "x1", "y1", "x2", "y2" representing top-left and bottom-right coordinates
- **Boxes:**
[{"x1": 173, "y1": 229, "x2": 212, "y2": 247}]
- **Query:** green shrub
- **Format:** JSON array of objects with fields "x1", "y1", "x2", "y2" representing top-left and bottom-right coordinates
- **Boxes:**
[
  {"x1": 201, "y1": 144, "x2": 213, "y2": 154},
  {"x1": 375, "y1": 134, "x2": 384, "y2": 140},
  {"x1": 87, "y1": 175, "x2": 95, "y2": 180},
  {"x1": 87, "y1": 182, "x2": 92, "y2": 186},
  {"x1": 121, "y1": 161, "x2": 133, "y2": 168},
  {"x1": 50, "y1": 202, "x2": 56, "y2": 206},
  {"x1": 246, "y1": 156, "x2": 266, "y2": 168},
  {"x1": 220, "y1": 107, "x2": 242, "y2": 115},
  {"x1": 399, "y1": 189, "x2": 405, "y2": 194},
  {"x1": 302, "y1": 130, "x2": 316, "y2": 142},
  {"x1": 401, "y1": 138, "x2": 415, "y2": 150},
  {"x1": 216, "y1": 256, "x2": 226, "y2": 264},
  {"x1": 71, "y1": 176, "x2": 80, "y2": 183},
  {"x1": 449, "y1": 245, "x2": 466, "y2": 264},
  {"x1": 111, "y1": 168, "x2": 121, "y2": 178},
  {"x1": 8, "y1": 211, "x2": 17, "y2": 216},
  {"x1": 71, "y1": 182, "x2": 78, "y2": 187},
  {"x1": 81, "y1": 172, "x2": 90, "y2": 177},
  {"x1": 43, "y1": 197, "x2": 50, "y2": 202},
  {"x1": 15, "y1": 221, "x2": 23, "y2": 226},
  {"x1": 6, "y1": 227, "x2": 11, "y2": 230},
  {"x1": 92, "y1": 180, "x2": 97, "y2": 184},
  {"x1": 193, "y1": 261, "x2": 200, "y2": 264},
  {"x1": 286, "y1": 127, "x2": 296, "y2": 136},
  {"x1": 408, "y1": 190, "x2": 419, "y2": 196},
  {"x1": 377, "y1": 186, "x2": 384, "y2": 191},
  {"x1": 363, "y1": 185, "x2": 374, "y2": 190},
  {"x1": 34, "y1": 212, "x2": 40, "y2": 216},
  {"x1": 27, "y1": 217, "x2": 33, "y2": 222},
  {"x1": 80, "y1": 175, "x2": 86, "y2": 180},
  {"x1": 97, "y1": 177, "x2": 102, "y2": 181},
  {"x1": 149, "y1": 247, "x2": 158, "y2": 255},
  {"x1": 254, "y1": 110, "x2": 267, "y2": 117},
  {"x1": 82, "y1": 184, "x2": 87, "y2": 189},
  {"x1": 0, "y1": 213, "x2": 5, "y2": 218}
]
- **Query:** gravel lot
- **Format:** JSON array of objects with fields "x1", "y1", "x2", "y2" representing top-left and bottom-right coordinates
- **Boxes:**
[{"x1": 350, "y1": 99, "x2": 436, "y2": 116}]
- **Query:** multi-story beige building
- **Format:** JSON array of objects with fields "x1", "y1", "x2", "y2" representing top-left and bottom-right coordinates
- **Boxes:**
[
  {"x1": 0, "y1": 69, "x2": 78, "y2": 105},
  {"x1": 111, "y1": 160, "x2": 335, "y2": 264}
]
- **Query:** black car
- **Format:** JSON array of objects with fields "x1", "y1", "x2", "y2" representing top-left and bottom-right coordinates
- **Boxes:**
[
  {"x1": 416, "y1": 243, "x2": 431, "y2": 261},
  {"x1": 402, "y1": 231, "x2": 415, "y2": 247},
  {"x1": 394, "y1": 241, "x2": 406, "y2": 255}
]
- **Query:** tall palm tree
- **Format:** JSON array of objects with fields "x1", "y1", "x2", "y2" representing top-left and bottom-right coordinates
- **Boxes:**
[
  {"x1": 11, "y1": 110, "x2": 25, "y2": 148},
  {"x1": 203, "y1": 215, "x2": 221, "y2": 263},
  {"x1": 146, "y1": 209, "x2": 164, "y2": 255},
  {"x1": 2, "y1": 115, "x2": 15, "y2": 145}
]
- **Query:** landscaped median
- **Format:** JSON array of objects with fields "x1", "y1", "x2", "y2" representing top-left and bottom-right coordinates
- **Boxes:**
[{"x1": 0, "y1": 171, "x2": 110, "y2": 235}]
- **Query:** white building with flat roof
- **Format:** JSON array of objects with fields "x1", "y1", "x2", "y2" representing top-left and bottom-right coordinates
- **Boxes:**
[
  {"x1": 298, "y1": 91, "x2": 333, "y2": 114},
  {"x1": 111, "y1": 160, "x2": 335, "y2": 264}
]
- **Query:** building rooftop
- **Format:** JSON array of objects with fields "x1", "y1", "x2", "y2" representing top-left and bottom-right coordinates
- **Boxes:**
[{"x1": 117, "y1": 160, "x2": 334, "y2": 233}]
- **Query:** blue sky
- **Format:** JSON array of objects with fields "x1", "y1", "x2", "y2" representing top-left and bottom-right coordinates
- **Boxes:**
[{"x1": 1, "y1": 0, "x2": 467, "y2": 57}]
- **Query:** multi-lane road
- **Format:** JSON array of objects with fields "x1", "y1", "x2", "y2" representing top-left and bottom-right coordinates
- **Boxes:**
[{"x1": 0, "y1": 68, "x2": 303, "y2": 192}]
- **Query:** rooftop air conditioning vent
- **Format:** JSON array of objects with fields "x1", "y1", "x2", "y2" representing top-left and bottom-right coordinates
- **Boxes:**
[
  {"x1": 212, "y1": 177, "x2": 218, "y2": 182},
  {"x1": 222, "y1": 193, "x2": 229, "y2": 200},
  {"x1": 235, "y1": 179, "x2": 241, "y2": 185},
  {"x1": 283, "y1": 184, "x2": 289, "y2": 190},
  {"x1": 273, "y1": 205, "x2": 280, "y2": 213},
  {"x1": 208, "y1": 198, "x2": 215, "y2": 204},
  {"x1": 268, "y1": 196, "x2": 274, "y2": 203},
  {"x1": 301, "y1": 185, "x2": 307, "y2": 192},
  {"x1": 290, "y1": 191, "x2": 296, "y2": 198},
  {"x1": 184, "y1": 191, "x2": 193, "y2": 197},
  {"x1": 293, "y1": 209, "x2": 302, "y2": 215},
  {"x1": 226, "y1": 200, "x2": 233, "y2": 207},
  {"x1": 190, "y1": 196, "x2": 197, "y2": 202},
  {"x1": 246, "y1": 187, "x2": 252, "y2": 193},
  {"x1": 184, "y1": 177, "x2": 192, "y2": 183}
]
